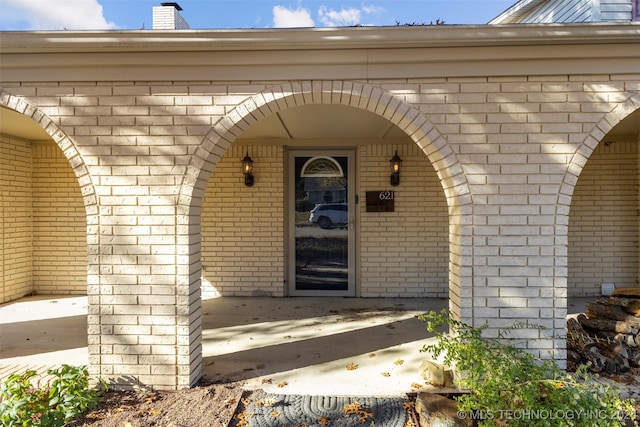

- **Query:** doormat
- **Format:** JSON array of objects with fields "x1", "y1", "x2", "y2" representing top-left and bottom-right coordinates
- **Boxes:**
[{"x1": 232, "y1": 390, "x2": 407, "y2": 426}]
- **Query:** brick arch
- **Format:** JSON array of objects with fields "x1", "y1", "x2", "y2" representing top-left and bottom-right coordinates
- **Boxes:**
[
  {"x1": 180, "y1": 80, "x2": 472, "y2": 272},
  {"x1": 561, "y1": 93, "x2": 640, "y2": 205},
  {"x1": 177, "y1": 81, "x2": 473, "y2": 385},
  {"x1": 552, "y1": 93, "x2": 640, "y2": 343},
  {"x1": 183, "y1": 81, "x2": 469, "y2": 210},
  {"x1": 0, "y1": 90, "x2": 97, "y2": 214},
  {"x1": 557, "y1": 93, "x2": 640, "y2": 230},
  {"x1": 0, "y1": 89, "x2": 99, "y2": 373}
]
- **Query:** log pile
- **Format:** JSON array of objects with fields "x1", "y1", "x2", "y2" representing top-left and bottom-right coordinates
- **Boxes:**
[{"x1": 567, "y1": 288, "x2": 640, "y2": 374}]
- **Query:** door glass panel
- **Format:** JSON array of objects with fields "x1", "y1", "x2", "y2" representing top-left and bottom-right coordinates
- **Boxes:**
[{"x1": 294, "y1": 155, "x2": 349, "y2": 292}]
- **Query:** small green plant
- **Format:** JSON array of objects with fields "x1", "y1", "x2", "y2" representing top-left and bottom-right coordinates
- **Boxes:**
[
  {"x1": 0, "y1": 364, "x2": 106, "y2": 426},
  {"x1": 420, "y1": 310, "x2": 637, "y2": 427}
]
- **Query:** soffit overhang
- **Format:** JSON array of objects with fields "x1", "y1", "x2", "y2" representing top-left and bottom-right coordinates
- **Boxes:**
[{"x1": 0, "y1": 23, "x2": 638, "y2": 82}]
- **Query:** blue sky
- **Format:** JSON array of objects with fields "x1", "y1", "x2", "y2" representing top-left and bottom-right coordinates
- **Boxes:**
[{"x1": 0, "y1": 0, "x2": 516, "y2": 31}]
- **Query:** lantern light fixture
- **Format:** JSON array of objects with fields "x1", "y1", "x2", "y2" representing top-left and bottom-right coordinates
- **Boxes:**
[
  {"x1": 241, "y1": 152, "x2": 254, "y2": 187},
  {"x1": 390, "y1": 150, "x2": 402, "y2": 186}
]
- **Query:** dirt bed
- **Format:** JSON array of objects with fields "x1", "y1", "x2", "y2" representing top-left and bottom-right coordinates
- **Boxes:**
[
  {"x1": 67, "y1": 378, "x2": 245, "y2": 427},
  {"x1": 67, "y1": 370, "x2": 640, "y2": 427}
]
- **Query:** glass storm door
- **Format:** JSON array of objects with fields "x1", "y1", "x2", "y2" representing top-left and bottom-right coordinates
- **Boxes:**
[{"x1": 287, "y1": 150, "x2": 355, "y2": 296}]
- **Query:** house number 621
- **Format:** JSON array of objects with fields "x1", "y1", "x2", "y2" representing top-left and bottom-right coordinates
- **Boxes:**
[{"x1": 379, "y1": 191, "x2": 394, "y2": 200}]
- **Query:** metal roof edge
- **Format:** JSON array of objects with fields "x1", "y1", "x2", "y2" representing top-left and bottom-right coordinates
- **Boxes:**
[{"x1": 1, "y1": 23, "x2": 639, "y2": 54}]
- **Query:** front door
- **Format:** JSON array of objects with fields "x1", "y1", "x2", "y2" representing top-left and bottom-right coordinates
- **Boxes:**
[{"x1": 287, "y1": 149, "x2": 355, "y2": 296}]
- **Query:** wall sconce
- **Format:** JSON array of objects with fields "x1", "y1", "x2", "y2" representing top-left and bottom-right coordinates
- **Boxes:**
[
  {"x1": 241, "y1": 152, "x2": 254, "y2": 187},
  {"x1": 390, "y1": 150, "x2": 402, "y2": 186}
]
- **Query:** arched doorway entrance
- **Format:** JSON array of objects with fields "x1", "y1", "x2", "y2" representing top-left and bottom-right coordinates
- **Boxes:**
[{"x1": 179, "y1": 80, "x2": 470, "y2": 387}]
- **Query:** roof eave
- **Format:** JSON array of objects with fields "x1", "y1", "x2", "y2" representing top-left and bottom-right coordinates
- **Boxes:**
[{"x1": 1, "y1": 23, "x2": 639, "y2": 54}]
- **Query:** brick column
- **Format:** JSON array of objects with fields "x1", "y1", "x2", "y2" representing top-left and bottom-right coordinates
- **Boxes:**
[{"x1": 87, "y1": 192, "x2": 195, "y2": 389}]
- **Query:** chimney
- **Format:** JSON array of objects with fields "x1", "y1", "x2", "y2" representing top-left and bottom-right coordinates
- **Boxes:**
[{"x1": 153, "y1": 2, "x2": 190, "y2": 29}]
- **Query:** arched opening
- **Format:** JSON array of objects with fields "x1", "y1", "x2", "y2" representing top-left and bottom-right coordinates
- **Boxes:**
[
  {"x1": 0, "y1": 102, "x2": 90, "y2": 368},
  {"x1": 200, "y1": 104, "x2": 449, "y2": 299},
  {"x1": 180, "y1": 81, "x2": 469, "y2": 391},
  {"x1": 569, "y1": 108, "x2": 640, "y2": 296}
]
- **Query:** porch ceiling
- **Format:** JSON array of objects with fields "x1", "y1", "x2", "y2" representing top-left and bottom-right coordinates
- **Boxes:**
[
  {"x1": 236, "y1": 104, "x2": 409, "y2": 141},
  {"x1": 0, "y1": 107, "x2": 52, "y2": 140}
]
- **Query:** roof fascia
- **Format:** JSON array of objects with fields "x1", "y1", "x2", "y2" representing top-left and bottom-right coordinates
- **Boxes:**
[
  {"x1": 1, "y1": 24, "x2": 638, "y2": 82},
  {"x1": 1, "y1": 23, "x2": 638, "y2": 52}
]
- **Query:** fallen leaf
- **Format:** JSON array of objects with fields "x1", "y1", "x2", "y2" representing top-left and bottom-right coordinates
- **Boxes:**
[
  {"x1": 344, "y1": 401, "x2": 364, "y2": 415},
  {"x1": 144, "y1": 394, "x2": 158, "y2": 404},
  {"x1": 368, "y1": 353, "x2": 376, "y2": 358},
  {"x1": 272, "y1": 410, "x2": 280, "y2": 418},
  {"x1": 381, "y1": 372, "x2": 390, "y2": 377},
  {"x1": 261, "y1": 378, "x2": 273, "y2": 384},
  {"x1": 319, "y1": 416, "x2": 331, "y2": 425},
  {"x1": 394, "y1": 359, "x2": 404, "y2": 365},
  {"x1": 277, "y1": 381, "x2": 288, "y2": 388},
  {"x1": 359, "y1": 413, "x2": 373, "y2": 424},
  {"x1": 235, "y1": 411, "x2": 254, "y2": 426},
  {"x1": 344, "y1": 401, "x2": 373, "y2": 424},
  {"x1": 410, "y1": 383, "x2": 423, "y2": 389},
  {"x1": 346, "y1": 363, "x2": 359, "y2": 371}
]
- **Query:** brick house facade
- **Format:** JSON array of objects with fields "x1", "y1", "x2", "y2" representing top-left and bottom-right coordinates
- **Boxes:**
[{"x1": 1, "y1": 23, "x2": 639, "y2": 389}]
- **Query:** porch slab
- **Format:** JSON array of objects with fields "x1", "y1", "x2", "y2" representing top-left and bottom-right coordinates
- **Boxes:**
[{"x1": 0, "y1": 295, "x2": 591, "y2": 396}]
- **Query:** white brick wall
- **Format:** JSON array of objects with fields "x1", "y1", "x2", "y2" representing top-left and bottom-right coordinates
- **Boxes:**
[
  {"x1": 359, "y1": 143, "x2": 449, "y2": 297},
  {"x1": 1, "y1": 74, "x2": 639, "y2": 389},
  {"x1": 32, "y1": 141, "x2": 86, "y2": 294},
  {"x1": 202, "y1": 143, "x2": 285, "y2": 297},
  {"x1": 569, "y1": 139, "x2": 638, "y2": 295},
  {"x1": 0, "y1": 135, "x2": 32, "y2": 303},
  {"x1": 200, "y1": 142, "x2": 448, "y2": 298}
]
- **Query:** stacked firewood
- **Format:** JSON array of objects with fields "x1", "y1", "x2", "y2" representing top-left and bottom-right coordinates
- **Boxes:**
[{"x1": 567, "y1": 288, "x2": 640, "y2": 374}]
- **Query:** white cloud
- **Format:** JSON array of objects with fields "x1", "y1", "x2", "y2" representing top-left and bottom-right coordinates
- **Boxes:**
[
  {"x1": 317, "y1": 4, "x2": 387, "y2": 27},
  {"x1": 318, "y1": 6, "x2": 361, "y2": 27},
  {"x1": 362, "y1": 5, "x2": 386, "y2": 16},
  {"x1": 272, "y1": 5, "x2": 315, "y2": 28},
  {"x1": 1, "y1": 0, "x2": 117, "y2": 30}
]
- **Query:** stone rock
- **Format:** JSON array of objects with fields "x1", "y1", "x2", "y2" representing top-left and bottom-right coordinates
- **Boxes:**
[
  {"x1": 420, "y1": 360, "x2": 455, "y2": 388},
  {"x1": 416, "y1": 393, "x2": 475, "y2": 427}
]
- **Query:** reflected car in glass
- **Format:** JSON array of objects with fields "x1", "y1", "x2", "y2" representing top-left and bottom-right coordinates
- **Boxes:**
[{"x1": 309, "y1": 203, "x2": 348, "y2": 229}]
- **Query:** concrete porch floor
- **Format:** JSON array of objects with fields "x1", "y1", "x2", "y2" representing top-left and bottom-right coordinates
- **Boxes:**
[{"x1": 0, "y1": 295, "x2": 591, "y2": 396}]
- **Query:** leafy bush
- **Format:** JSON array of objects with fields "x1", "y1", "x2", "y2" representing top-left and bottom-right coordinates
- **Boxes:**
[
  {"x1": 0, "y1": 364, "x2": 106, "y2": 426},
  {"x1": 420, "y1": 310, "x2": 637, "y2": 427}
]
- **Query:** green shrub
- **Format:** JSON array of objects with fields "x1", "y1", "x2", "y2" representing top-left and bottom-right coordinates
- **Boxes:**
[
  {"x1": 0, "y1": 364, "x2": 106, "y2": 427},
  {"x1": 420, "y1": 310, "x2": 637, "y2": 427}
]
